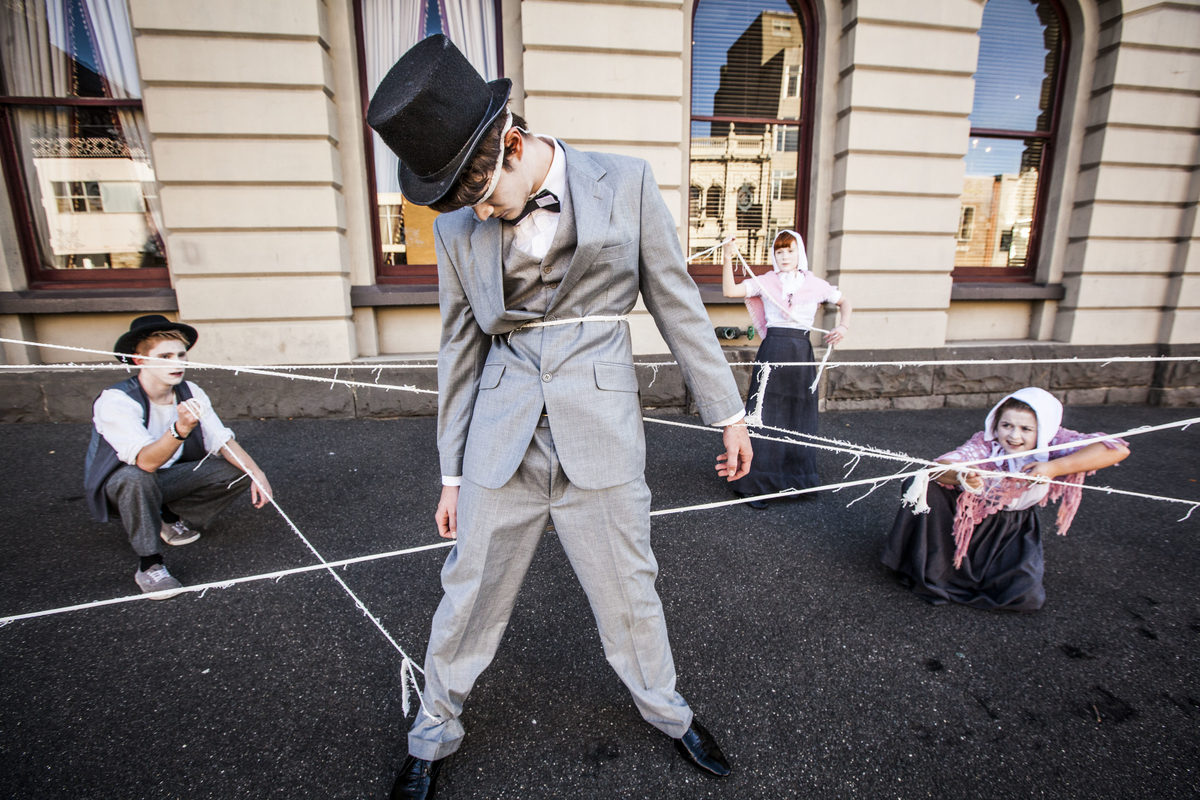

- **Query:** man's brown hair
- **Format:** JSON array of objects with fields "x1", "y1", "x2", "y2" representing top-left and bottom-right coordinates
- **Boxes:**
[
  {"x1": 429, "y1": 111, "x2": 530, "y2": 213},
  {"x1": 135, "y1": 329, "x2": 190, "y2": 357}
]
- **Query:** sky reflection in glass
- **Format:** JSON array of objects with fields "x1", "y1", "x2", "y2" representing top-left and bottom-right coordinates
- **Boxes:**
[{"x1": 970, "y1": 0, "x2": 1055, "y2": 131}]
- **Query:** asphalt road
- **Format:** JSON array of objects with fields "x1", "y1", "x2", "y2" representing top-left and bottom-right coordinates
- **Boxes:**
[{"x1": 1, "y1": 404, "x2": 1198, "y2": 799}]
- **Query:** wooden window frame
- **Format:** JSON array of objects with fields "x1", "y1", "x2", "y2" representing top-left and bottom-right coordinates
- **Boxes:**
[
  {"x1": 953, "y1": 0, "x2": 1070, "y2": 284},
  {"x1": 687, "y1": 0, "x2": 819, "y2": 285},
  {"x1": 353, "y1": 0, "x2": 505, "y2": 286}
]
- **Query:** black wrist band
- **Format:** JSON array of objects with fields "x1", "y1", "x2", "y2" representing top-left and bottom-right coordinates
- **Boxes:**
[{"x1": 169, "y1": 422, "x2": 188, "y2": 441}]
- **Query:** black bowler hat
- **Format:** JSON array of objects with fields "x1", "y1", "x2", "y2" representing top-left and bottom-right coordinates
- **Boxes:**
[
  {"x1": 367, "y1": 34, "x2": 512, "y2": 206},
  {"x1": 114, "y1": 315, "x2": 198, "y2": 362}
]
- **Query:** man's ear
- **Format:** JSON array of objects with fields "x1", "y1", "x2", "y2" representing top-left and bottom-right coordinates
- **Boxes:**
[{"x1": 505, "y1": 129, "x2": 523, "y2": 166}]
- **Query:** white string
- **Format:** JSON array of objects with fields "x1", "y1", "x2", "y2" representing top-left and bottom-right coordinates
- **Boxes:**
[
  {"x1": 506, "y1": 315, "x2": 629, "y2": 343},
  {"x1": 683, "y1": 235, "x2": 736, "y2": 264},
  {"x1": 4, "y1": 338, "x2": 1198, "y2": 373},
  {"x1": 0, "y1": 541, "x2": 453, "y2": 625},
  {"x1": 642, "y1": 415, "x2": 1200, "y2": 512},
  {"x1": 0, "y1": 338, "x2": 434, "y2": 396},
  {"x1": 210, "y1": 435, "x2": 441, "y2": 719}
]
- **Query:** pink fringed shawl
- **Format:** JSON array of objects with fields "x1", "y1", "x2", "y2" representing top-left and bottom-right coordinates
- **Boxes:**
[
  {"x1": 743, "y1": 269, "x2": 837, "y2": 335},
  {"x1": 938, "y1": 429, "x2": 1129, "y2": 568}
]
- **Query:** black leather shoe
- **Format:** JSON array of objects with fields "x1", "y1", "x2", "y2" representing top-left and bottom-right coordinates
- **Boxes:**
[
  {"x1": 674, "y1": 719, "x2": 731, "y2": 777},
  {"x1": 390, "y1": 755, "x2": 444, "y2": 800}
]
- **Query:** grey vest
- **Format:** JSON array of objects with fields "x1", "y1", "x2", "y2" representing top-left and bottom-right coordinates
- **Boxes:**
[
  {"x1": 501, "y1": 178, "x2": 577, "y2": 315},
  {"x1": 83, "y1": 376, "x2": 205, "y2": 523}
]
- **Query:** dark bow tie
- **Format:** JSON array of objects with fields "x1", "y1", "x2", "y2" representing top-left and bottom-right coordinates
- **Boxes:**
[{"x1": 511, "y1": 189, "x2": 560, "y2": 224}]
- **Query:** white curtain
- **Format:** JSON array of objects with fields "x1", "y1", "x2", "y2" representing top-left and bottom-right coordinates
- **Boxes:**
[
  {"x1": 441, "y1": 0, "x2": 497, "y2": 81},
  {"x1": 364, "y1": 0, "x2": 423, "y2": 194},
  {"x1": 0, "y1": 0, "x2": 70, "y2": 269},
  {"x1": 85, "y1": 0, "x2": 167, "y2": 260}
]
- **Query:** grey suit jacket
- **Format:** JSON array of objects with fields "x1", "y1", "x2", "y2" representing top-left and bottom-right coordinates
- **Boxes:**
[{"x1": 434, "y1": 143, "x2": 744, "y2": 491}]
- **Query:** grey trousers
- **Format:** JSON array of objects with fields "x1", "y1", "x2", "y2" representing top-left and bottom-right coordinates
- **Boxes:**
[
  {"x1": 408, "y1": 418, "x2": 693, "y2": 761},
  {"x1": 104, "y1": 457, "x2": 250, "y2": 557}
]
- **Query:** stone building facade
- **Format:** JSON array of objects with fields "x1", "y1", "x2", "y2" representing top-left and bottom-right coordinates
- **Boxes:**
[{"x1": 1, "y1": 0, "x2": 1197, "y2": 418}]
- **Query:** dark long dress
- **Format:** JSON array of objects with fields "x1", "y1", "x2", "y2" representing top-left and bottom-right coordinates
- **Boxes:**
[
  {"x1": 731, "y1": 327, "x2": 820, "y2": 495},
  {"x1": 881, "y1": 479, "x2": 1046, "y2": 612}
]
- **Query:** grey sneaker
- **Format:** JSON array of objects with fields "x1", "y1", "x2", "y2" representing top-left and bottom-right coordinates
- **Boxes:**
[
  {"x1": 135, "y1": 564, "x2": 183, "y2": 599},
  {"x1": 160, "y1": 519, "x2": 200, "y2": 546}
]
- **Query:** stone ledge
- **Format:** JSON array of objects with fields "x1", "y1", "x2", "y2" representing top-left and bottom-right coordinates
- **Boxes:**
[
  {"x1": 350, "y1": 285, "x2": 439, "y2": 307},
  {"x1": 0, "y1": 288, "x2": 178, "y2": 315},
  {"x1": 950, "y1": 283, "x2": 1066, "y2": 301}
]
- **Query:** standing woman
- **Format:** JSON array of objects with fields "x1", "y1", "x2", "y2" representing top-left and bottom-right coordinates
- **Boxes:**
[{"x1": 722, "y1": 230, "x2": 851, "y2": 507}]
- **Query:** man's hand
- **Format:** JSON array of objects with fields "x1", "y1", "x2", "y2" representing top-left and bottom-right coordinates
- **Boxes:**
[
  {"x1": 715, "y1": 423, "x2": 753, "y2": 481},
  {"x1": 435, "y1": 485, "x2": 460, "y2": 539}
]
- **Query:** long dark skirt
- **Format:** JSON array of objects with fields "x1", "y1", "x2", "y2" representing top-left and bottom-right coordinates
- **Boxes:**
[
  {"x1": 880, "y1": 480, "x2": 1046, "y2": 612},
  {"x1": 732, "y1": 328, "x2": 820, "y2": 495}
]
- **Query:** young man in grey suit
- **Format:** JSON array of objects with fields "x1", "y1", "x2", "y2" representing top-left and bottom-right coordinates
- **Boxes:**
[{"x1": 369, "y1": 36, "x2": 754, "y2": 800}]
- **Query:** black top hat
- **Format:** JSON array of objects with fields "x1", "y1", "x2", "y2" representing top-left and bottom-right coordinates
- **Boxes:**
[
  {"x1": 367, "y1": 34, "x2": 512, "y2": 206},
  {"x1": 114, "y1": 315, "x2": 198, "y2": 362}
]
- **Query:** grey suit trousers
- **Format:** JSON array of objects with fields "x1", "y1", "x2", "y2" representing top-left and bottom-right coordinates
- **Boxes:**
[
  {"x1": 105, "y1": 458, "x2": 249, "y2": 556},
  {"x1": 408, "y1": 417, "x2": 693, "y2": 760}
]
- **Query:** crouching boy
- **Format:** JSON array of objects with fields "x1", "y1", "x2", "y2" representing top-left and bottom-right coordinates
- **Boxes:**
[{"x1": 84, "y1": 315, "x2": 273, "y2": 597}]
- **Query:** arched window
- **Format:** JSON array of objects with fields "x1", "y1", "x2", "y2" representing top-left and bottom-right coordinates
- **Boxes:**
[
  {"x1": 689, "y1": 0, "x2": 816, "y2": 279},
  {"x1": 706, "y1": 184, "x2": 724, "y2": 219},
  {"x1": 954, "y1": 0, "x2": 1067, "y2": 281}
]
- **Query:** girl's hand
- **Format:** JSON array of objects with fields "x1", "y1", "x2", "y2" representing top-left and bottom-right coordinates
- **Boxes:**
[
  {"x1": 824, "y1": 324, "x2": 848, "y2": 346},
  {"x1": 1020, "y1": 461, "x2": 1056, "y2": 483},
  {"x1": 959, "y1": 470, "x2": 984, "y2": 492}
]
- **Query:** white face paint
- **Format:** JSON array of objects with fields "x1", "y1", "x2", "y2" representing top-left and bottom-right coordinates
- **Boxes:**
[
  {"x1": 995, "y1": 408, "x2": 1038, "y2": 454},
  {"x1": 773, "y1": 241, "x2": 800, "y2": 272},
  {"x1": 137, "y1": 339, "x2": 188, "y2": 389}
]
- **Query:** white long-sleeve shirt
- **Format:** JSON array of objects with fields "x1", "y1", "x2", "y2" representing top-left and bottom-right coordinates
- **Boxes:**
[{"x1": 93, "y1": 381, "x2": 235, "y2": 468}]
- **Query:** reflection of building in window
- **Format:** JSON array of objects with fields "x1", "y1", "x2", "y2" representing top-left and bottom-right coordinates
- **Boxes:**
[
  {"x1": 705, "y1": 185, "x2": 724, "y2": 218},
  {"x1": 956, "y1": 165, "x2": 1039, "y2": 268},
  {"x1": 33, "y1": 139, "x2": 163, "y2": 270},
  {"x1": 957, "y1": 206, "x2": 976, "y2": 242},
  {"x1": 689, "y1": 185, "x2": 703, "y2": 222},
  {"x1": 690, "y1": 7, "x2": 804, "y2": 265},
  {"x1": 379, "y1": 203, "x2": 406, "y2": 266},
  {"x1": 774, "y1": 126, "x2": 798, "y2": 152},
  {"x1": 771, "y1": 170, "x2": 796, "y2": 202}
]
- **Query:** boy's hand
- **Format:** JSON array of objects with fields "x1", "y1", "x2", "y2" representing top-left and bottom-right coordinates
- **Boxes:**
[{"x1": 176, "y1": 400, "x2": 201, "y2": 436}]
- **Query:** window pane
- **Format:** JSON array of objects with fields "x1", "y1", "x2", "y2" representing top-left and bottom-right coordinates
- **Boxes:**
[
  {"x1": 361, "y1": 3, "x2": 499, "y2": 271},
  {"x1": 692, "y1": 0, "x2": 805, "y2": 121},
  {"x1": 689, "y1": 121, "x2": 801, "y2": 265},
  {"x1": 955, "y1": 137, "x2": 1045, "y2": 269},
  {"x1": 9, "y1": 105, "x2": 167, "y2": 270},
  {"x1": 970, "y1": 0, "x2": 1062, "y2": 132},
  {"x1": 0, "y1": 0, "x2": 143, "y2": 100}
]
